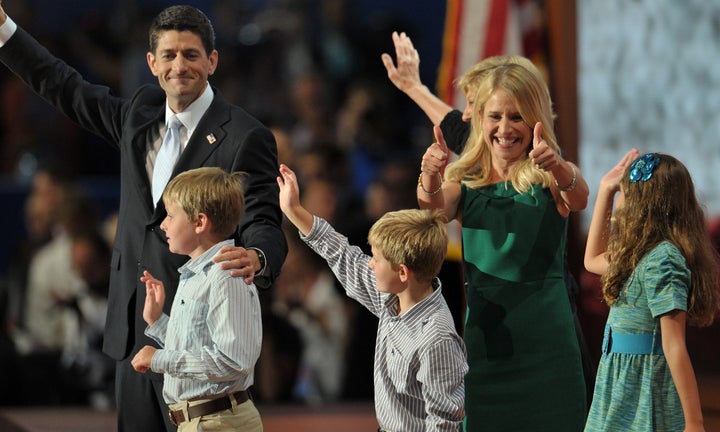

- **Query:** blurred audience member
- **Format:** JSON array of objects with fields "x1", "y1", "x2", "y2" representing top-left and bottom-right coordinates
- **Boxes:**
[
  {"x1": 273, "y1": 223, "x2": 350, "y2": 405},
  {"x1": 336, "y1": 78, "x2": 412, "y2": 198},
  {"x1": 4, "y1": 164, "x2": 71, "y2": 343},
  {"x1": 19, "y1": 188, "x2": 97, "y2": 354},
  {"x1": 289, "y1": 72, "x2": 338, "y2": 153},
  {"x1": 11, "y1": 187, "x2": 103, "y2": 405},
  {"x1": 269, "y1": 121, "x2": 295, "y2": 167},
  {"x1": 66, "y1": 229, "x2": 114, "y2": 409},
  {"x1": 102, "y1": 211, "x2": 119, "y2": 248},
  {"x1": 363, "y1": 159, "x2": 418, "y2": 220}
]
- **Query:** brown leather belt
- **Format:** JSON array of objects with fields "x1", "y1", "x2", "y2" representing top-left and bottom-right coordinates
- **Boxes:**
[{"x1": 168, "y1": 390, "x2": 250, "y2": 426}]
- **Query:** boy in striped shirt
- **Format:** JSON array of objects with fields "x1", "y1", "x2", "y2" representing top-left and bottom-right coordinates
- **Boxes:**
[
  {"x1": 278, "y1": 164, "x2": 467, "y2": 431},
  {"x1": 131, "y1": 167, "x2": 263, "y2": 431}
]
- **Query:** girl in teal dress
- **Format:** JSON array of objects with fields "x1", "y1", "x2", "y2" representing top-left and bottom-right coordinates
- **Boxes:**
[
  {"x1": 417, "y1": 62, "x2": 589, "y2": 431},
  {"x1": 584, "y1": 151, "x2": 719, "y2": 431}
]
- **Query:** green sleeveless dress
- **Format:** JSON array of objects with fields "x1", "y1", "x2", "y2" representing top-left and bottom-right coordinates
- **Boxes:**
[{"x1": 461, "y1": 182, "x2": 586, "y2": 431}]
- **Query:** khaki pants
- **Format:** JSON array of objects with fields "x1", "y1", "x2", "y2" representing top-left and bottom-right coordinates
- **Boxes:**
[{"x1": 168, "y1": 394, "x2": 262, "y2": 432}]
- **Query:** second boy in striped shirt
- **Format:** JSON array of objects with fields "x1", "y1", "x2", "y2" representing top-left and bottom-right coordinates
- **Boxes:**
[{"x1": 278, "y1": 164, "x2": 467, "y2": 431}]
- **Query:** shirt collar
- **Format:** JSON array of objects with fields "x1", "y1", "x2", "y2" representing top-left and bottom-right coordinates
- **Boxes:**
[
  {"x1": 165, "y1": 83, "x2": 214, "y2": 138},
  {"x1": 385, "y1": 277, "x2": 443, "y2": 323},
  {"x1": 178, "y1": 238, "x2": 234, "y2": 276},
  {"x1": 0, "y1": 16, "x2": 18, "y2": 47}
]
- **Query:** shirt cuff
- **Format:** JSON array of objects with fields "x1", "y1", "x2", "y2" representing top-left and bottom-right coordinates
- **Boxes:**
[
  {"x1": 0, "y1": 16, "x2": 18, "y2": 48},
  {"x1": 150, "y1": 348, "x2": 177, "y2": 374},
  {"x1": 145, "y1": 313, "x2": 169, "y2": 346}
]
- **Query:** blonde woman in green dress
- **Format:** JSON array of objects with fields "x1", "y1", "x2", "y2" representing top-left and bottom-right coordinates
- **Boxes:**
[
  {"x1": 417, "y1": 62, "x2": 589, "y2": 431},
  {"x1": 584, "y1": 150, "x2": 718, "y2": 431}
]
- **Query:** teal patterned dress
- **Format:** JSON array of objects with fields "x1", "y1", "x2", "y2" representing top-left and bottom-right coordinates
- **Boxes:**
[
  {"x1": 584, "y1": 241, "x2": 689, "y2": 431},
  {"x1": 461, "y1": 182, "x2": 586, "y2": 431}
]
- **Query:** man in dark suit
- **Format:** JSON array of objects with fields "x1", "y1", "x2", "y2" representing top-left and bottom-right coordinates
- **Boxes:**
[{"x1": 0, "y1": 3, "x2": 287, "y2": 431}]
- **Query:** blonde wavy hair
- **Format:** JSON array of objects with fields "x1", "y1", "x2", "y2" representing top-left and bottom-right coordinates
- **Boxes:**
[
  {"x1": 602, "y1": 153, "x2": 719, "y2": 327},
  {"x1": 455, "y1": 55, "x2": 545, "y2": 98},
  {"x1": 367, "y1": 208, "x2": 448, "y2": 283},
  {"x1": 445, "y1": 61, "x2": 559, "y2": 193}
]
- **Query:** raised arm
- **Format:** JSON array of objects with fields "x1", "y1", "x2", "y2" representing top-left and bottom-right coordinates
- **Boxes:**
[
  {"x1": 584, "y1": 149, "x2": 640, "y2": 274},
  {"x1": 381, "y1": 31, "x2": 453, "y2": 125},
  {"x1": 277, "y1": 164, "x2": 314, "y2": 235}
]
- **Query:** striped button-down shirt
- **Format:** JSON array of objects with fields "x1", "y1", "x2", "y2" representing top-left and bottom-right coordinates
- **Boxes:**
[
  {"x1": 146, "y1": 239, "x2": 262, "y2": 404},
  {"x1": 302, "y1": 217, "x2": 468, "y2": 431}
]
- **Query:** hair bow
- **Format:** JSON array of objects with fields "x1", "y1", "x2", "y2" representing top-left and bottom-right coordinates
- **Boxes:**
[{"x1": 629, "y1": 153, "x2": 660, "y2": 183}]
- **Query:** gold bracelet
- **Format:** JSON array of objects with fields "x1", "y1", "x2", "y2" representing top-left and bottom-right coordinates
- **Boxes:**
[
  {"x1": 555, "y1": 166, "x2": 577, "y2": 192},
  {"x1": 418, "y1": 172, "x2": 443, "y2": 195}
]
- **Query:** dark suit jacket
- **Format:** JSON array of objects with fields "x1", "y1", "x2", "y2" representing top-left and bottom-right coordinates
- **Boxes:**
[{"x1": 0, "y1": 27, "x2": 287, "y2": 364}]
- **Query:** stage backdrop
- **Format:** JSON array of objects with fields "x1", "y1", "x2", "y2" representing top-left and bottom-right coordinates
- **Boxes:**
[{"x1": 579, "y1": 0, "x2": 720, "y2": 229}]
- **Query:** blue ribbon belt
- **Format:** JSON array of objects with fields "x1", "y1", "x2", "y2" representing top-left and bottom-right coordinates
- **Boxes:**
[{"x1": 602, "y1": 325, "x2": 663, "y2": 355}]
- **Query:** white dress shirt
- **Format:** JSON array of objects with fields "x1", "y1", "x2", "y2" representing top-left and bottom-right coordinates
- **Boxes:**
[{"x1": 146, "y1": 239, "x2": 262, "y2": 404}]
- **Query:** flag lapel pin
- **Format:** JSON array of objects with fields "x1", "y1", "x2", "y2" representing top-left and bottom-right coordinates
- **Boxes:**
[{"x1": 206, "y1": 133, "x2": 216, "y2": 144}]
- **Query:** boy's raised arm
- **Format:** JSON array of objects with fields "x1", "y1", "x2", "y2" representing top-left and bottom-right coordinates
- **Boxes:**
[{"x1": 277, "y1": 164, "x2": 314, "y2": 235}]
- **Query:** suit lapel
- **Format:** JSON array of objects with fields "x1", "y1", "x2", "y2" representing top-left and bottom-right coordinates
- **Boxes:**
[{"x1": 135, "y1": 107, "x2": 166, "y2": 220}]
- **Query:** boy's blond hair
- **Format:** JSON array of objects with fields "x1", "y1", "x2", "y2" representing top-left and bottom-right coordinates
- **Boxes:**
[
  {"x1": 367, "y1": 209, "x2": 448, "y2": 283},
  {"x1": 163, "y1": 167, "x2": 245, "y2": 238}
]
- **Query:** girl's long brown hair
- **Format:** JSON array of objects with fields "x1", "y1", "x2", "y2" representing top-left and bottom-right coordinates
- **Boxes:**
[{"x1": 602, "y1": 153, "x2": 719, "y2": 327}]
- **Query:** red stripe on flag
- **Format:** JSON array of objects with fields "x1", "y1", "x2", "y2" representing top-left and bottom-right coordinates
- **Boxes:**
[
  {"x1": 446, "y1": 0, "x2": 463, "y2": 104},
  {"x1": 438, "y1": 0, "x2": 464, "y2": 105},
  {"x1": 437, "y1": 0, "x2": 548, "y2": 107},
  {"x1": 483, "y1": 0, "x2": 509, "y2": 57}
]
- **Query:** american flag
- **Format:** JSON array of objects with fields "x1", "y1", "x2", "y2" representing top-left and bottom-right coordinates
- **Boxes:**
[{"x1": 437, "y1": 0, "x2": 547, "y2": 108}]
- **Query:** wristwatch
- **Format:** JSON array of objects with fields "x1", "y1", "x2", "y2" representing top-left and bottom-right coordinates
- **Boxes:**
[
  {"x1": 248, "y1": 247, "x2": 270, "y2": 289},
  {"x1": 250, "y1": 247, "x2": 266, "y2": 275}
]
